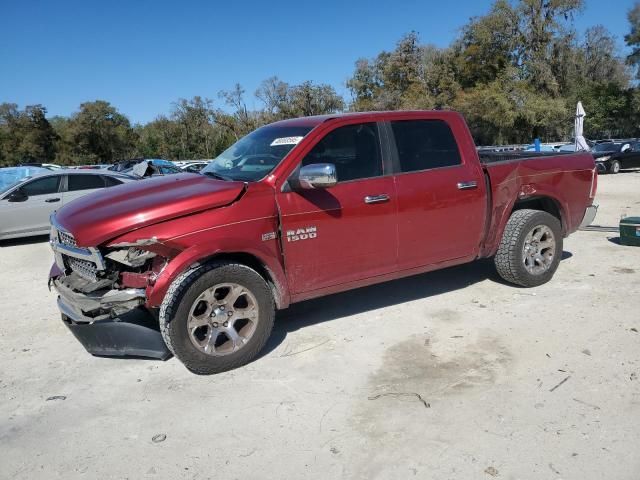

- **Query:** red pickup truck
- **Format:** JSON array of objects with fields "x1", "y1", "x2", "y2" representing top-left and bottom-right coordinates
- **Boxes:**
[{"x1": 49, "y1": 111, "x2": 598, "y2": 374}]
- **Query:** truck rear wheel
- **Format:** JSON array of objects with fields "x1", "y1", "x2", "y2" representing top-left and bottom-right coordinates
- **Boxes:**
[
  {"x1": 159, "y1": 262, "x2": 275, "y2": 375},
  {"x1": 494, "y1": 209, "x2": 563, "y2": 287}
]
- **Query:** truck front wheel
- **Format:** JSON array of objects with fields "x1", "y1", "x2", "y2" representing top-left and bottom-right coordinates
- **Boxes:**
[
  {"x1": 159, "y1": 262, "x2": 275, "y2": 374},
  {"x1": 494, "y1": 209, "x2": 563, "y2": 287}
]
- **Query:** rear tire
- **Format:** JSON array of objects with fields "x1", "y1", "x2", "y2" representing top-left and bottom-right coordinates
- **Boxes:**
[
  {"x1": 609, "y1": 160, "x2": 621, "y2": 174},
  {"x1": 494, "y1": 209, "x2": 563, "y2": 287},
  {"x1": 159, "y1": 262, "x2": 275, "y2": 375}
]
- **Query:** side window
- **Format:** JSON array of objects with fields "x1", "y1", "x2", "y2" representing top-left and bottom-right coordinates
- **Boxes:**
[
  {"x1": 21, "y1": 176, "x2": 60, "y2": 196},
  {"x1": 302, "y1": 123, "x2": 382, "y2": 182},
  {"x1": 103, "y1": 176, "x2": 123, "y2": 187},
  {"x1": 67, "y1": 174, "x2": 105, "y2": 191},
  {"x1": 391, "y1": 120, "x2": 461, "y2": 172}
]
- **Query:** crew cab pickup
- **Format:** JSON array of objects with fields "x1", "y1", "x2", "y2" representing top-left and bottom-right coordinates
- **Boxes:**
[{"x1": 49, "y1": 111, "x2": 598, "y2": 374}]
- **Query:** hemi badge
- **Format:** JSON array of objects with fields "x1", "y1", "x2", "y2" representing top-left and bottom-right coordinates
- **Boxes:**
[{"x1": 262, "y1": 232, "x2": 277, "y2": 241}]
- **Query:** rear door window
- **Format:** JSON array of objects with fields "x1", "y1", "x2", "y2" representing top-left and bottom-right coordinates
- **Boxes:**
[
  {"x1": 67, "y1": 174, "x2": 105, "y2": 191},
  {"x1": 21, "y1": 176, "x2": 60, "y2": 196},
  {"x1": 390, "y1": 119, "x2": 462, "y2": 172}
]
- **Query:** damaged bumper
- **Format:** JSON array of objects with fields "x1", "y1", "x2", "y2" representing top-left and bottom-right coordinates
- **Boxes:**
[
  {"x1": 51, "y1": 275, "x2": 171, "y2": 360},
  {"x1": 579, "y1": 204, "x2": 598, "y2": 228},
  {"x1": 49, "y1": 220, "x2": 171, "y2": 360},
  {"x1": 53, "y1": 274, "x2": 146, "y2": 320}
]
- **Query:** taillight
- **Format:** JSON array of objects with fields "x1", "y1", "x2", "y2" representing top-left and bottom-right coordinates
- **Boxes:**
[{"x1": 589, "y1": 166, "x2": 597, "y2": 199}]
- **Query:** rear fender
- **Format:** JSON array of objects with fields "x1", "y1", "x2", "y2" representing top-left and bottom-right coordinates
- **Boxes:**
[{"x1": 481, "y1": 189, "x2": 568, "y2": 258}]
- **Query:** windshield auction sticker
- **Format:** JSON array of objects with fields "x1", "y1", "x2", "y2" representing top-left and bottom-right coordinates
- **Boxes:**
[{"x1": 270, "y1": 136, "x2": 304, "y2": 147}]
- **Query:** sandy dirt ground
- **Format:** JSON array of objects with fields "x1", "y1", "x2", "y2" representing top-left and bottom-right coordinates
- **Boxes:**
[{"x1": 1, "y1": 170, "x2": 639, "y2": 480}]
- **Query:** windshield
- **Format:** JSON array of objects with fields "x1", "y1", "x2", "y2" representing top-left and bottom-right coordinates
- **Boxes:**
[
  {"x1": 593, "y1": 142, "x2": 621, "y2": 152},
  {"x1": 201, "y1": 125, "x2": 313, "y2": 181},
  {"x1": 0, "y1": 167, "x2": 45, "y2": 195}
]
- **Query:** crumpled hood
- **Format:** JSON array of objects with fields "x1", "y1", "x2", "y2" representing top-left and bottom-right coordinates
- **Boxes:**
[{"x1": 55, "y1": 173, "x2": 245, "y2": 247}]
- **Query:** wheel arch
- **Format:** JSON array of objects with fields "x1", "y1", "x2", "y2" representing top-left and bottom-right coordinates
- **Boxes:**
[
  {"x1": 511, "y1": 195, "x2": 565, "y2": 233},
  {"x1": 482, "y1": 193, "x2": 568, "y2": 258},
  {"x1": 147, "y1": 248, "x2": 290, "y2": 310},
  {"x1": 201, "y1": 252, "x2": 287, "y2": 310}
]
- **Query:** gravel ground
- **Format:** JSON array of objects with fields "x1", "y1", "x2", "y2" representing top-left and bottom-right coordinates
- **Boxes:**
[{"x1": 1, "y1": 171, "x2": 639, "y2": 480}]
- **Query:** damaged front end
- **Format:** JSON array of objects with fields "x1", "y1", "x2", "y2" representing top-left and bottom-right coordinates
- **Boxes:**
[{"x1": 49, "y1": 218, "x2": 171, "y2": 359}]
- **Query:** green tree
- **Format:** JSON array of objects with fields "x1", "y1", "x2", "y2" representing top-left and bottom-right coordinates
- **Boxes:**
[
  {"x1": 67, "y1": 101, "x2": 136, "y2": 164},
  {"x1": 453, "y1": 0, "x2": 519, "y2": 88},
  {"x1": 625, "y1": 2, "x2": 640, "y2": 76},
  {"x1": 0, "y1": 103, "x2": 57, "y2": 165}
]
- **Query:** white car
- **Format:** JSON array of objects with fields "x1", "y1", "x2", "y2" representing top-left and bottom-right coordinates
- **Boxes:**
[{"x1": 0, "y1": 167, "x2": 135, "y2": 240}]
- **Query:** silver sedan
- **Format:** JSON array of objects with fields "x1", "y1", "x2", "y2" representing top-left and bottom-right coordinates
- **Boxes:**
[{"x1": 0, "y1": 167, "x2": 136, "y2": 240}]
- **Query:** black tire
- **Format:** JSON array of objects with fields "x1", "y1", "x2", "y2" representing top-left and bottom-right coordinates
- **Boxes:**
[
  {"x1": 494, "y1": 209, "x2": 563, "y2": 287},
  {"x1": 159, "y1": 261, "x2": 275, "y2": 375},
  {"x1": 609, "y1": 160, "x2": 621, "y2": 174}
]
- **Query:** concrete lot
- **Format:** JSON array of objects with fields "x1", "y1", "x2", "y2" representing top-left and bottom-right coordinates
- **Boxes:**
[{"x1": 1, "y1": 171, "x2": 639, "y2": 480}]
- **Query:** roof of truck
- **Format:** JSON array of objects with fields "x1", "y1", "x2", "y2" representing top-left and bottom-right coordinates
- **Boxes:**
[{"x1": 269, "y1": 110, "x2": 461, "y2": 128}]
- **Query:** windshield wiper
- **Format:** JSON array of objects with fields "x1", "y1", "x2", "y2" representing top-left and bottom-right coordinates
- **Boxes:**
[{"x1": 203, "y1": 171, "x2": 233, "y2": 181}]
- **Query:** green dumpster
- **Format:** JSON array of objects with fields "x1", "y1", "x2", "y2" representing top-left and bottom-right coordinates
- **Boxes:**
[{"x1": 620, "y1": 217, "x2": 640, "y2": 246}]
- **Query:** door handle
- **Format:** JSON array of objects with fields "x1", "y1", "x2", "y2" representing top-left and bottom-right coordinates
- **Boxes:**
[
  {"x1": 457, "y1": 181, "x2": 478, "y2": 190},
  {"x1": 364, "y1": 194, "x2": 390, "y2": 204},
  {"x1": 45, "y1": 198, "x2": 61, "y2": 203}
]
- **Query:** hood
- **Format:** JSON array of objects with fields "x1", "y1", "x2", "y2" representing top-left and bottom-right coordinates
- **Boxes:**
[
  {"x1": 55, "y1": 173, "x2": 245, "y2": 246},
  {"x1": 592, "y1": 151, "x2": 617, "y2": 159}
]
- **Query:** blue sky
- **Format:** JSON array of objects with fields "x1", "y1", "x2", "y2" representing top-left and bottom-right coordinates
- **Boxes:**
[{"x1": 0, "y1": 0, "x2": 637, "y2": 124}]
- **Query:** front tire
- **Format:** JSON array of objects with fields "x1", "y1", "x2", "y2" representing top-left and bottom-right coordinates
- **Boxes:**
[
  {"x1": 609, "y1": 160, "x2": 621, "y2": 174},
  {"x1": 494, "y1": 209, "x2": 563, "y2": 287},
  {"x1": 159, "y1": 262, "x2": 275, "y2": 374}
]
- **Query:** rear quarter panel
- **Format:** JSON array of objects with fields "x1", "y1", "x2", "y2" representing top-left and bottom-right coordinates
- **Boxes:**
[{"x1": 481, "y1": 152, "x2": 595, "y2": 257}]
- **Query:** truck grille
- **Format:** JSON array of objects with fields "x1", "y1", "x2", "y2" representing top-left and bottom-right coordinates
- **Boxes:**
[
  {"x1": 58, "y1": 230, "x2": 77, "y2": 247},
  {"x1": 66, "y1": 257, "x2": 98, "y2": 282}
]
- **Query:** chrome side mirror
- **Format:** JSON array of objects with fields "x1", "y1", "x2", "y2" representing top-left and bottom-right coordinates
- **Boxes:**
[{"x1": 297, "y1": 163, "x2": 337, "y2": 189}]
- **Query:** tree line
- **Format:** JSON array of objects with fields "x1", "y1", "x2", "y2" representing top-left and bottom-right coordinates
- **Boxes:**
[{"x1": 2, "y1": 0, "x2": 640, "y2": 166}]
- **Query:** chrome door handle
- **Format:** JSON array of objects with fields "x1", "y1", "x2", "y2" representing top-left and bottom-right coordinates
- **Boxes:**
[
  {"x1": 364, "y1": 194, "x2": 390, "y2": 204},
  {"x1": 457, "y1": 181, "x2": 478, "y2": 190},
  {"x1": 45, "y1": 198, "x2": 61, "y2": 203}
]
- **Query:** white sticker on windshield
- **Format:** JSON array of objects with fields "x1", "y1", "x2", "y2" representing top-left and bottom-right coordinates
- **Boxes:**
[{"x1": 270, "y1": 136, "x2": 304, "y2": 147}]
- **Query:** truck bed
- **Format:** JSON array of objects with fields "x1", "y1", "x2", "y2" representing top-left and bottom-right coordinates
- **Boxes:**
[
  {"x1": 478, "y1": 150, "x2": 575, "y2": 164},
  {"x1": 477, "y1": 150, "x2": 596, "y2": 258}
]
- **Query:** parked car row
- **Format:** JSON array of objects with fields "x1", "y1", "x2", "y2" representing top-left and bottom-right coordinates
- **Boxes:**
[
  {"x1": 0, "y1": 167, "x2": 135, "y2": 240},
  {"x1": 8, "y1": 158, "x2": 213, "y2": 173},
  {"x1": 481, "y1": 138, "x2": 640, "y2": 174},
  {"x1": 0, "y1": 157, "x2": 217, "y2": 241}
]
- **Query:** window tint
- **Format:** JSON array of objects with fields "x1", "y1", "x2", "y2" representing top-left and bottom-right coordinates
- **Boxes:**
[
  {"x1": 21, "y1": 176, "x2": 60, "y2": 196},
  {"x1": 67, "y1": 174, "x2": 105, "y2": 191},
  {"x1": 103, "y1": 176, "x2": 123, "y2": 187},
  {"x1": 302, "y1": 123, "x2": 382, "y2": 182},
  {"x1": 391, "y1": 120, "x2": 461, "y2": 172}
]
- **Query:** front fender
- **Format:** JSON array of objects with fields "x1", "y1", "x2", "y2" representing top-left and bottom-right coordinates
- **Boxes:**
[{"x1": 145, "y1": 236, "x2": 289, "y2": 310}]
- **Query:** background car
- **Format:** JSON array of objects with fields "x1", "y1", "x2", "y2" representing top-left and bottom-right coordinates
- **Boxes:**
[
  {"x1": 0, "y1": 168, "x2": 135, "y2": 240},
  {"x1": 18, "y1": 162, "x2": 63, "y2": 170},
  {"x1": 126, "y1": 159, "x2": 182, "y2": 177},
  {"x1": 180, "y1": 161, "x2": 210, "y2": 173},
  {"x1": 591, "y1": 140, "x2": 640, "y2": 174}
]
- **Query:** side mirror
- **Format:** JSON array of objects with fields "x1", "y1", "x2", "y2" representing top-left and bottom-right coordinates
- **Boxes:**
[
  {"x1": 296, "y1": 163, "x2": 337, "y2": 189},
  {"x1": 8, "y1": 189, "x2": 28, "y2": 202}
]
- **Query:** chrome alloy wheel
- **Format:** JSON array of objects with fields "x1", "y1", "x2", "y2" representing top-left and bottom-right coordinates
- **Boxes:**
[
  {"x1": 522, "y1": 224, "x2": 556, "y2": 275},
  {"x1": 187, "y1": 283, "x2": 259, "y2": 356}
]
